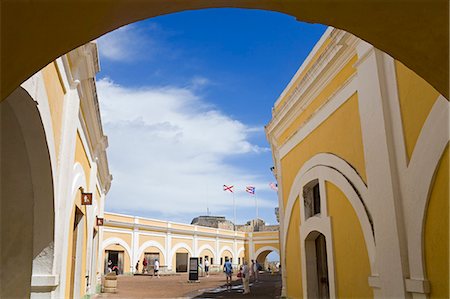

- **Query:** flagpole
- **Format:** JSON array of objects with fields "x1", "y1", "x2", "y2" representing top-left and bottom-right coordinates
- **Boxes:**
[
  {"x1": 254, "y1": 193, "x2": 259, "y2": 231},
  {"x1": 233, "y1": 191, "x2": 236, "y2": 231}
]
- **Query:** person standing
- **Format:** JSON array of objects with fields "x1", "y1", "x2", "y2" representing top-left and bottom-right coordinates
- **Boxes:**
[
  {"x1": 135, "y1": 260, "x2": 139, "y2": 273},
  {"x1": 154, "y1": 258, "x2": 160, "y2": 278},
  {"x1": 250, "y1": 260, "x2": 255, "y2": 282},
  {"x1": 242, "y1": 260, "x2": 250, "y2": 295},
  {"x1": 142, "y1": 258, "x2": 148, "y2": 274},
  {"x1": 223, "y1": 257, "x2": 233, "y2": 290},
  {"x1": 253, "y1": 260, "x2": 259, "y2": 283},
  {"x1": 204, "y1": 258, "x2": 210, "y2": 277}
]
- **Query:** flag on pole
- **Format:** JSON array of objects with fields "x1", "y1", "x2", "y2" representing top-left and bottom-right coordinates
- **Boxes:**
[
  {"x1": 245, "y1": 186, "x2": 255, "y2": 195},
  {"x1": 269, "y1": 182, "x2": 278, "y2": 191},
  {"x1": 223, "y1": 185, "x2": 234, "y2": 193}
]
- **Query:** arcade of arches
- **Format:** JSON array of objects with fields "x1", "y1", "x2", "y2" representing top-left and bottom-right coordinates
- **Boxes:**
[
  {"x1": 0, "y1": 3, "x2": 449, "y2": 299},
  {"x1": 101, "y1": 212, "x2": 279, "y2": 275}
]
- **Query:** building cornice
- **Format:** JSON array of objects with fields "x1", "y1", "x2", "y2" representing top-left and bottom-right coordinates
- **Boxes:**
[{"x1": 266, "y1": 29, "x2": 360, "y2": 146}]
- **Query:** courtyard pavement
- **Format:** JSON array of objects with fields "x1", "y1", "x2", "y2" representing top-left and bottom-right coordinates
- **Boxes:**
[{"x1": 94, "y1": 272, "x2": 281, "y2": 298}]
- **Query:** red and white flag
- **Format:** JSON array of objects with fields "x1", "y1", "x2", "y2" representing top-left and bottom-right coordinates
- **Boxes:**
[
  {"x1": 223, "y1": 185, "x2": 234, "y2": 193},
  {"x1": 269, "y1": 182, "x2": 278, "y2": 191}
]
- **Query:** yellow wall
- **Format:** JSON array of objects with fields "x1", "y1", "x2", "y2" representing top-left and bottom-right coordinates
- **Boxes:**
[
  {"x1": 139, "y1": 235, "x2": 165, "y2": 248},
  {"x1": 278, "y1": 55, "x2": 358, "y2": 146},
  {"x1": 106, "y1": 213, "x2": 134, "y2": 223},
  {"x1": 326, "y1": 182, "x2": 373, "y2": 298},
  {"x1": 42, "y1": 62, "x2": 65, "y2": 158},
  {"x1": 103, "y1": 231, "x2": 132, "y2": 248},
  {"x1": 253, "y1": 243, "x2": 279, "y2": 253},
  {"x1": 280, "y1": 93, "x2": 366, "y2": 208},
  {"x1": 139, "y1": 218, "x2": 167, "y2": 227},
  {"x1": 64, "y1": 190, "x2": 88, "y2": 298},
  {"x1": 285, "y1": 199, "x2": 302, "y2": 298},
  {"x1": 425, "y1": 146, "x2": 449, "y2": 298},
  {"x1": 395, "y1": 61, "x2": 442, "y2": 163},
  {"x1": 172, "y1": 238, "x2": 193, "y2": 249}
]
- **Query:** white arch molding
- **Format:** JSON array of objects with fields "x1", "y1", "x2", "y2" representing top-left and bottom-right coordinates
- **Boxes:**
[
  {"x1": 254, "y1": 246, "x2": 280, "y2": 260},
  {"x1": 169, "y1": 242, "x2": 194, "y2": 265},
  {"x1": 218, "y1": 246, "x2": 235, "y2": 259},
  {"x1": 102, "y1": 237, "x2": 132, "y2": 262},
  {"x1": 196, "y1": 244, "x2": 216, "y2": 258},
  {"x1": 236, "y1": 247, "x2": 245, "y2": 258},
  {"x1": 136, "y1": 240, "x2": 166, "y2": 264},
  {"x1": 282, "y1": 153, "x2": 376, "y2": 274}
]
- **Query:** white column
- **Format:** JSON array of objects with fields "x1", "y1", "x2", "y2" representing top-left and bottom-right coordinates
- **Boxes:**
[
  {"x1": 53, "y1": 87, "x2": 81, "y2": 298},
  {"x1": 355, "y1": 42, "x2": 409, "y2": 298},
  {"x1": 131, "y1": 217, "x2": 139, "y2": 273},
  {"x1": 215, "y1": 234, "x2": 220, "y2": 265},
  {"x1": 166, "y1": 222, "x2": 172, "y2": 271},
  {"x1": 233, "y1": 237, "x2": 237, "y2": 265},
  {"x1": 193, "y1": 226, "x2": 198, "y2": 256},
  {"x1": 248, "y1": 233, "x2": 255, "y2": 261}
]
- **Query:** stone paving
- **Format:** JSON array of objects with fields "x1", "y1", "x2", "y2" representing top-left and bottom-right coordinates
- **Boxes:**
[{"x1": 94, "y1": 272, "x2": 281, "y2": 298}]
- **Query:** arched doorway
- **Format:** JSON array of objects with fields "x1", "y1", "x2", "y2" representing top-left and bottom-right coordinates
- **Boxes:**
[
  {"x1": 102, "y1": 238, "x2": 132, "y2": 275},
  {"x1": 254, "y1": 246, "x2": 280, "y2": 271},
  {"x1": 0, "y1": 87, "x2": 55, "y2": 298},
  {"x1": 305, "y1": 231, "x2": 330, "y2": 299}
]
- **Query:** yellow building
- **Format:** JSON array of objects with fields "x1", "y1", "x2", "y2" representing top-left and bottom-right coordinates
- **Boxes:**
[
  {"x1": 100, "y1": 212, "x2": 279, "y2": 275},
  {"x1": 266, "y1": 28, "x2": 449, "y2": 298},
  {"x1": 1, "y1": 42, "x2": 112, "y2": 298}
]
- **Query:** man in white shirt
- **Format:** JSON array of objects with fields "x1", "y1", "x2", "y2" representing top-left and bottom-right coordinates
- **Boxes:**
[
  {"x1": 204, "y1": 259, "x2": 210, "y2": 277},
  {"x1": 154, "y1": 259, "x2": 160, "y2": 278}
]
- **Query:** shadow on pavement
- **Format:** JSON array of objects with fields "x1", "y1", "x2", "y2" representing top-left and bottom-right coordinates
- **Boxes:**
[{"x1": 191, "y1": 273, "x2": 281, "y2": 298}]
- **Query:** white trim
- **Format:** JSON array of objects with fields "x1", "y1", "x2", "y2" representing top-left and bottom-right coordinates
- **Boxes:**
[
  {"x1": 279, "y1": 75, "x2": 357, "y2": 158},
  {"x1": 136, "y1": 240, "x2": 166, "y2": 263},
  {"x1": 254, "y1": 246, "x2": 280, "y2": 260},
  {"x1": 282, "y1": 154, "x2": 376, "y2": 273},
  {"x1": 196, "y1": 244, "x2": 216, "y2": 258},
  {"x1": 170, "y1": 242, "x2": 194, "y2": 257},
  {"x1": 236, "y1": 247, "x2": 246, "y2": 258},
  {"x1": 252, "y1": 240, "x2": 279, "y2": 244},
  {"x1": 403, "y1": 95, "x2": 449, "y2": 284},
  {"x1": 102, "y1": 237, "x2": 132, "y2": 261},
  {"x1": 274, "y1": 27, "x2": 334, "y2": 107},
  {"x1": 218, "y1": 246, "x2": 235, "y2": 259},
  {"x1": 102, "y1": 228, "x2": 133, "y2": 235},
  {"x1": 300, "y1": 216, "x2": 336, "y2": 299}
]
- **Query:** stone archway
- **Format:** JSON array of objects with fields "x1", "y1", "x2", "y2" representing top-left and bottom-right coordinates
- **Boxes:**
[
  {"x1": 254, "y1": 246, "x2": 280, "y2": 270},
  {"x1": 1, "y1": 87, "x2": 55, "y2": 298},
  {"x1": 1, "y1": 1, "x2": 448, "y2": 101}
]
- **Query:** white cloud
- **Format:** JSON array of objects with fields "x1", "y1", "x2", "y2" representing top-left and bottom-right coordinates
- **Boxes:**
[
  {"x1": 97, "y1": 78, "x2": 275, "y2": 220},
  {"x1": 97, "y1": 24, "x2": 158, "y2": 62}
]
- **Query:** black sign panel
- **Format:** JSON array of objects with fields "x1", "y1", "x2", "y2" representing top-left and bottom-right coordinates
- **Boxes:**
[{"x1": 189, "y1": 257, "x2": 199, "y2": 281}]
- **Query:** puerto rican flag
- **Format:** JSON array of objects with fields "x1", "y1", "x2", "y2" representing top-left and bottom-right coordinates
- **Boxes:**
[
  {"x1": 245, "y1": 186, "x2": 255, "y2": 195},
  {"x1": 223, "y1": 185, "x2": 234, "y2": 193}
]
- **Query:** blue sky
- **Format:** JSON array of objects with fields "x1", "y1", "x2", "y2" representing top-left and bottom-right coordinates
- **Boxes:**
[{"x1": 96, "y1": 8, "x2": 326, "y2": 225}]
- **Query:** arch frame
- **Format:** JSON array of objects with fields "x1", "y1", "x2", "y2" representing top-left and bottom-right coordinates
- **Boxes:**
[
  {"x1": 218, "y1": 246, "x2": 235, "y2": 259},
  {"x1": 136, "y1": 240, "x2": 166, "y2": 265},
  {"x1": 282, "y1": 153, "x2": 375, "y2": 272},
  {"x1": 102, "y1": 237, "x2": 133, "y2": 262},
  {"x1": 196, "y1": 244, "x2": 216, "y2": 259},
  {"x1": 254, "y1": 246, "x2": 280, "y2": 261}
]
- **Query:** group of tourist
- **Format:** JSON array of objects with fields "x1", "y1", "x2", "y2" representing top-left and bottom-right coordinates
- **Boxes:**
[
  {"x1": 136, "y1": 258, "x2": 160, "y2": 277},
  {"x1": 223, "y1": 258, "x2": 261, "y2": 295}
]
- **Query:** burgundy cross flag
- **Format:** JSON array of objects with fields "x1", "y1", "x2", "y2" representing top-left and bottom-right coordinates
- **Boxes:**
[
  {"x1": 245, "y1": 186, "x2": 255, "y2": 195},
  {"x1": 223, "y1": 185, "x2": 234, "y2": 193}
]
